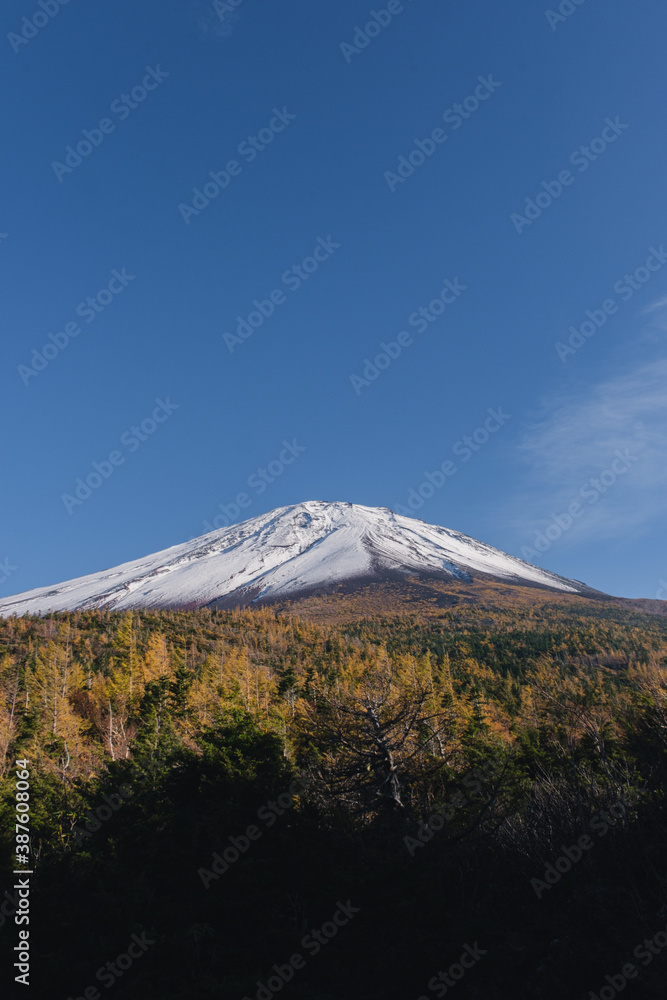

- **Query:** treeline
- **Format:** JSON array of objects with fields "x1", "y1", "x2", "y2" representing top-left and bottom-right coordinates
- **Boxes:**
[{"x1": 1, "y1": 604, "x2": 667, "y2": 998}]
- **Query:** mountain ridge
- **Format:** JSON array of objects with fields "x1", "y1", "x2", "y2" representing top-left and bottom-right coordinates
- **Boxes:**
[{"x1": 0, "y1": 500, "x2": 600, "y2": 617}]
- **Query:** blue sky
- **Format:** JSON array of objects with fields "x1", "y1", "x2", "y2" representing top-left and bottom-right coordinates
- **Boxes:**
[{"x1": 2, "y1": 0, "x2": 666, "y2": 600}]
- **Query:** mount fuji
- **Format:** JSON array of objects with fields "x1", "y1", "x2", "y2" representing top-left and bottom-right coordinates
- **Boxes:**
[{"x1": 0, "y1": 501, "x2": 596, "y2": 617}]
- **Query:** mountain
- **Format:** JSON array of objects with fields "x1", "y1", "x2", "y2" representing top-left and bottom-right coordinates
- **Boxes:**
[{"x1": 0, "y1": 501, "x2": 600, "y2": 617}]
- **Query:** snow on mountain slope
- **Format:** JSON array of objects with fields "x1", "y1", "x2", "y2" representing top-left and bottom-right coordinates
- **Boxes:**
[{"x1": 0, "y1": 501, "x2": 590, "y2": 617}]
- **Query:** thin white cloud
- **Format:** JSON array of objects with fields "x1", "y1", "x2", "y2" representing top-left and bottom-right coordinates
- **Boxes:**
[
  {"x1": 643, "y1": 294, "x2": 667, "y2": 314},
  {"x1": 503, "y1": 357, "x2": 667, "y2": 548},
  {"x1": 640, "y1": 296, "x2": 667, "y2": 344}
]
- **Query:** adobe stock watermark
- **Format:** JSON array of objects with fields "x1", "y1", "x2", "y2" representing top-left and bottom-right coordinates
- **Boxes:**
[
  {"x1": 241, "y1": 900, "x2": 360, "y2": 1000},
  {"x1": 178, "y1": 107, "x2": 296, "y2": 223},
  {"x1": 350, "y1": 277, "x2": 467, "y2": 394},
  {"x1": 339, "y1": 0, "x2": 416, "y2": 63},
  {"x1": 404, "y1": 764, "x2": 497, "y2": 856},
  {"x1": 418, "y1": 942, "x2": 487, "y2": 999},
  {"x1": 531, "y1": 791, "x2": 639, "y2": 900},
  {"x1": 223, "y1": 236, "x2": 341, "y2": 352},
  {"x1": 71, "y1": 775, "x2": 150, "y2": 848},
  {"x1": 394, "y1": 408, "x2": 511, "y2": 517},
  {"x1": 0, "y1": 887, "x2": 20, "y2": 931},
  {"x1": 520, "y1": 449, "x2": 639, "y2": 561},
  {"x1": 511, "y1": 117, "x2": 629, "y2": 234},
  {"x1": 8, "y1": 0, "x2": 73, "y2": 54},
  {"x1": 545, "y1": 0, "x2": 588, "y2": 32},
  {"x1": 52, "y1": 67, "x2": 169, "y2": 182},
  {"x1": 384, "y1": 75, "x2": 502, "y2": 192},
  {"x1": 61, "y1": 398, "x2": 179, "y2": 514},
  {"x1": 201, "y1": 438, "x2": 306, "y2": 532},
  {"x1": 213, "y1": 0, "x2": 247, "y2": 27},
  {"x1": 64, "y1": 932, "x2": 155, "y2": 1000},
  {"x1": 656, "y1": 579, "x2": 667, "y2": 600},
  {"x1": 198, "y1": 775, "x2": 311, "y2": 888},
  {"x1": 0, "y1": 559, "x2": 18, "y2": 587},
  {"x1": 18, "y1": 268, "x2": 136, "y2": 385},
  {"x1": 555, "y1": 245, "x2": 667, "y2": 362},
  {"x1": 587, "y1": 919, "x2": 667, "y2": 1000}
]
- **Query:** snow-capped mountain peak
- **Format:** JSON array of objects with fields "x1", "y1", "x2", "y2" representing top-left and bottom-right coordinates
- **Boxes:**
[{"x1": 0, "y1": 501, "x2": 591, "y2": 616}]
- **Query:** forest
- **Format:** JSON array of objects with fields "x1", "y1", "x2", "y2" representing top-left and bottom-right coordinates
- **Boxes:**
[{"x1": 1, "y1": 596, "x2": 667, "y2": 998}]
